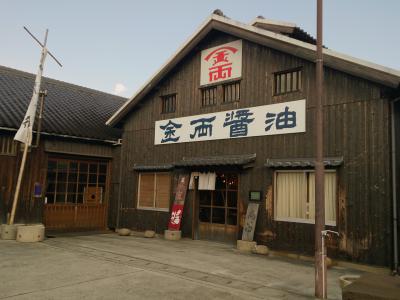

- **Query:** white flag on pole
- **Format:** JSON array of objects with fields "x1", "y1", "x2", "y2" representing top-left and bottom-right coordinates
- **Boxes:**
[{"x1": 14, "y1": 47, "x2": 48, "y2": 146}]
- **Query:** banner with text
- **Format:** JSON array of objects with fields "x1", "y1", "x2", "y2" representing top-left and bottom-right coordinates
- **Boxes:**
[{"x1": 154, "y1": 99, "x2": 306, "y2": 145}]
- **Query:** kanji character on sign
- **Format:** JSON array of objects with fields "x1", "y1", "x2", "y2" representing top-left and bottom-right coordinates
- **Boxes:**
[
  {"x1": 223, "y1": 109, "x2": 254, "y2": 137},
  {"x1": 22, "y1": 116, "x2": 31, "y2": 128},
  {"x1": 190, "y1": 116, "x2": 216, "y2": 139},
  {"x1": 204, "y1": 46, "x2": 238, "y2": 82},
  {"x1": 265, "y1": 106, "x2": 297, "y2": 131},
  {"x1": 170, "y1": 209, "x2": 182, "y2": 225},
  {"x1": 160, "y1": 120, "x2": 182, "y2": 143}
]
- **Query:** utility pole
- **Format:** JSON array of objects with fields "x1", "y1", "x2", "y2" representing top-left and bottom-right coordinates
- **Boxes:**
[{"x1": 315, "y1": 0, "x2": 326, "y2": 298}]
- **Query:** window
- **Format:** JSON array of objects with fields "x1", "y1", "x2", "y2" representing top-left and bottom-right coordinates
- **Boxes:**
[
  {"x1": 201, "y1": 86, "x2": 217, "y2": 107},
  {"x1": 0, "y1": 136, "x2": 17, "y2": 156},
  {"x1": 137, "y1": 173, "x2": 171, "y2": 211},
  {"x1": 274, "y1": 68, "x2": 302, "y2": 95},
  {"x1": 161, "y1": 94, "x2": 176, "y2": 114},
  {"x1": 199, "y1": 173, "x2": 238, "y2": 226},
  {"x1": 223, "y1": 81, "x2": 240, "y2": 103},
  {"x1": 45, "y1": 158, "x2": 108, "y2": 204},
  {"x1": 274, "y1": 170, "x2": 336, "y2": 226}
]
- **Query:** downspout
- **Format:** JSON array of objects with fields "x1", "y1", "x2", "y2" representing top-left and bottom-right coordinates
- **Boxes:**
[
  {"x1": 391, "y1": 98, "x2": 399, "y2": 274},
  {"x1": 115, "y1": 138, "x2": 123, "y2": 230}
]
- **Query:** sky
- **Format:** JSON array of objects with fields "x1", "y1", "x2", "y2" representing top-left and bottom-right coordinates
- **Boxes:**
[{"x1": 0, "y1": 0, "x2": 399, "y2": 98}]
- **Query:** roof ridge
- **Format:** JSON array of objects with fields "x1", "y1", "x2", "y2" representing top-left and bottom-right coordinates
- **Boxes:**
[{"x1": 0, "y1": 65, "x2": 127, "y2": 101}]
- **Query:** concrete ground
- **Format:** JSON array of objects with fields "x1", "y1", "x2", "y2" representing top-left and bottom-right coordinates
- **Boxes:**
[{"x1": 0, "y1": 232, "x2": 365, "y2": 300}]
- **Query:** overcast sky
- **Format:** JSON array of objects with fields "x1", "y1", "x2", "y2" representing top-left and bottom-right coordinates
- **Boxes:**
[{"x1": 0, "y1": 0, "x2": 398, "y2": 98}]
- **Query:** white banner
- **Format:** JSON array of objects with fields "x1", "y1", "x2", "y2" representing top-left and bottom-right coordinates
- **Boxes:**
[
  {"x1": 155, "y1": 99, "x2": 306, "y2": 145},
  {"x1": 14, "y1": 47, "x2": 48, "y2": 145},
  {"x1": 200, "y1": 40, "x2": 242, "y2": 86}
]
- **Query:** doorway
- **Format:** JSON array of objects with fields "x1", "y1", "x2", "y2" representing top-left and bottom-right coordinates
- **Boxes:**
[{"x1": 197, "y1": 173, "x2": 239, "y2": 243}]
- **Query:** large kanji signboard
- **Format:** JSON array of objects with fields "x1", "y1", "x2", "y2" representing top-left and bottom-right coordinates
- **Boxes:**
[
  {"x1": 200, "y1": 40, "x2": 242, "y2": 86},
  {"x1": 155, "y1": 99, "x2": 306, "y2": 145}
]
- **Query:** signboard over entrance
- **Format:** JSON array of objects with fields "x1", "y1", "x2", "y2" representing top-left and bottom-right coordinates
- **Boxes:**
[
  {"x1": 200, "y1": 40, "x2": 242, "y2": 86},
  {"x1": 155, "y1": 99, "x2": 306, "y2": 145}
]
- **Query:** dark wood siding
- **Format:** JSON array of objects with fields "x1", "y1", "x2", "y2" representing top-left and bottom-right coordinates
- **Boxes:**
[
  {"x1": 44, "y1": 139, "x2": 114, "y2": 158},
  {"x1": 0, "y1": 133, "x2": 118, "y2": 228},
  {"x1": 118, "y1": 31, "x2": 394, "y2": 266}
]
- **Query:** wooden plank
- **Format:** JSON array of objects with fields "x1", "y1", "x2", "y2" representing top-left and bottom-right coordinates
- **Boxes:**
[{"x1": 242, "y1": 203, "x2": 259, "y2": 241}]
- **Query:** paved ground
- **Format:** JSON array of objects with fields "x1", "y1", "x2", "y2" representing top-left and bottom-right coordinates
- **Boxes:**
[{"x1": 0, "y1": 232, "x2": 364, "y2": 299}]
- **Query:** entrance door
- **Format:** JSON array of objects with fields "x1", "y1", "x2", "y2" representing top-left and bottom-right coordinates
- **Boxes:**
[
  {"x1": 43, "y1": 158, "x2": 109, "y2": 231},
  {"x1": 198, "y1": 173, "x2": 238, "y2": 243}
]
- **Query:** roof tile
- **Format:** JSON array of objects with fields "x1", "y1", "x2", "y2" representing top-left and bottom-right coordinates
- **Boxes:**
[{"x1": 0, "y1": 66, "x2": 125, "y2": 141}]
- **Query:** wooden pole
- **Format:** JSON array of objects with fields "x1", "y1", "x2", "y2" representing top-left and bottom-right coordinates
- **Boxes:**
[
  {"x1": 35, "y1": 90, "x2": 47, "y2": 147},
  {"x1": 9, "y1": 27, "x2": 61, "y2": 226},
  {"x1": 8, "y1": 142, "x2": 29, "y2": 225},
  {"x1": 315, "y1": 0, "x2": 326, "y2": 298}
]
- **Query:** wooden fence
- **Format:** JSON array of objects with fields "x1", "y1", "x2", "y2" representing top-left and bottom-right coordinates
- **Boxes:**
[{"x1": 43, "y1": 204, "x2": 107, "y2": 230}]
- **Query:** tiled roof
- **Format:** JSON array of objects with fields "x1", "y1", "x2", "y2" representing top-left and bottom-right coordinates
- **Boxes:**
[
  {"x1": 132, "y1": 164, "x2": 174, "y2": 171},
  {"x1": 131, "y1": 154, "x2": 257, "y2": 171},
  {"x1": 175, "y1": 153, "x2": 257, "y2": 167},
  {"x1": 0, "y1": 65, "x2": 126, "y2": 142},
  {"x1": 265, "y1": 157, "x2": 343, "y2": 168}
]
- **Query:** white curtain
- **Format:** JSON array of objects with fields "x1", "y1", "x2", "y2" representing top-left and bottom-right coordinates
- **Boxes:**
[
  {"x1": 276, "y1": 171, "x2": 336, "y2": 224},
  {"x1": 188, "y1": 172, "x2": 200, "y2": 190},
  {"x1": 207, "y1": 172, "x2": 216, "y2": 190},
  {"x1": 324, "y1": 173, "x2": 336, "y2": 224},
  {"x1": 198, "y1": 172, "x2": 208, "y2": 190},
  {"x1": 276, "y1": 172, "x2": 307, "y2": 219},
  {"x1": 308, "y1": 172, "x2": 336, "y2": 224}
]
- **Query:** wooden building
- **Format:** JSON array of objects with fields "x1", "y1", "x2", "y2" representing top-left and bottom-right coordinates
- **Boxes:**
[
  {"x1": 109, "y1": 14, "x2": 400, "y2": 268},
  {"x1": 0, "y1": 66, "x2": 125, "y2": 231}
]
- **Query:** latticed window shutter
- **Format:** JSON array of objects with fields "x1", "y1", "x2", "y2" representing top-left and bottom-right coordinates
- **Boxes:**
[
  {"x1": 138, "y1": 174, "x2": 155, "y2": 208},
  {"x1": 155, "y1": 173, "x2": 171, "y2": 209},
  {"x1": 138, "y1": 172, "x2": 171, "y2": 210}
]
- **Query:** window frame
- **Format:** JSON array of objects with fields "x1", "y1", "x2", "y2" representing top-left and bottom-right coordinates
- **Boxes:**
[
  {"x1": 160, "y1": 93, "x2": 177, "y2": 114},
  {"x1": 273, "y1": 67, "x2": 302, "y2": 96},
  {"x1": 0, "y1": 136, "x2": 17, "y2": 156},
  {"x1": 45, "y1": 158, "x2": 109, "y2": 205},
  {"x1": 198, "y1": 173, "x2": 239, "y2": 226},
  {"x1": 222, "y1": 80, "x2": 241, "y2": 103},
  {"x1": 273, "y1": 169, "x2": 337, "y2": 226},
  {"x1": 200, "y1": 85, "x2": 218, "y2": 107},
  {"x1": 137, "y1": 172, "x2": 171, "y2": 212}
]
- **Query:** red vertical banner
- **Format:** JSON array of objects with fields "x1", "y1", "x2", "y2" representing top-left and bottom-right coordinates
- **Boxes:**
[{"x1": 168, "y1": 174, "x2": 189, "y2": 231}]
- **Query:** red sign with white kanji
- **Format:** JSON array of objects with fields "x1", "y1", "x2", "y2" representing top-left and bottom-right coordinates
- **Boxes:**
[
  {"x1": 167, "y1": 174, "x2": 189, "y2": 231},
  {"x1": 168, "y1": 204, "x2": 184, "y2": 230},
  {"x1": 200, "y1": 40, "x2": 242, "y2": 86}
]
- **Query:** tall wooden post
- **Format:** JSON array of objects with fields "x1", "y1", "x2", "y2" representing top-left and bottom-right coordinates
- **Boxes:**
[
  {"x1": 315, "y1": 0, "x2": 326, "y2": 298},
  {"x1": 9, "y1": 27, "x2": 62, "y2": 226},
  {"x1": 8, "y1": 143, "x2": 29, "y2": 225}
]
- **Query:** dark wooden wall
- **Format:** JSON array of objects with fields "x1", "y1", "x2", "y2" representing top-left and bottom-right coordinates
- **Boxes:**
[
  {"x1": 0, "y1": 132, "x2": 47, "y2": 223},
  {"x1": 117, "y1": 30, "x2": 394, "y2": 266},
  {"x1": 0, "y1": 133, "x2": 19, "y2": 223},
  {"x1": 0, "y1": 133, "x2": 118, "y2": 226}
]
